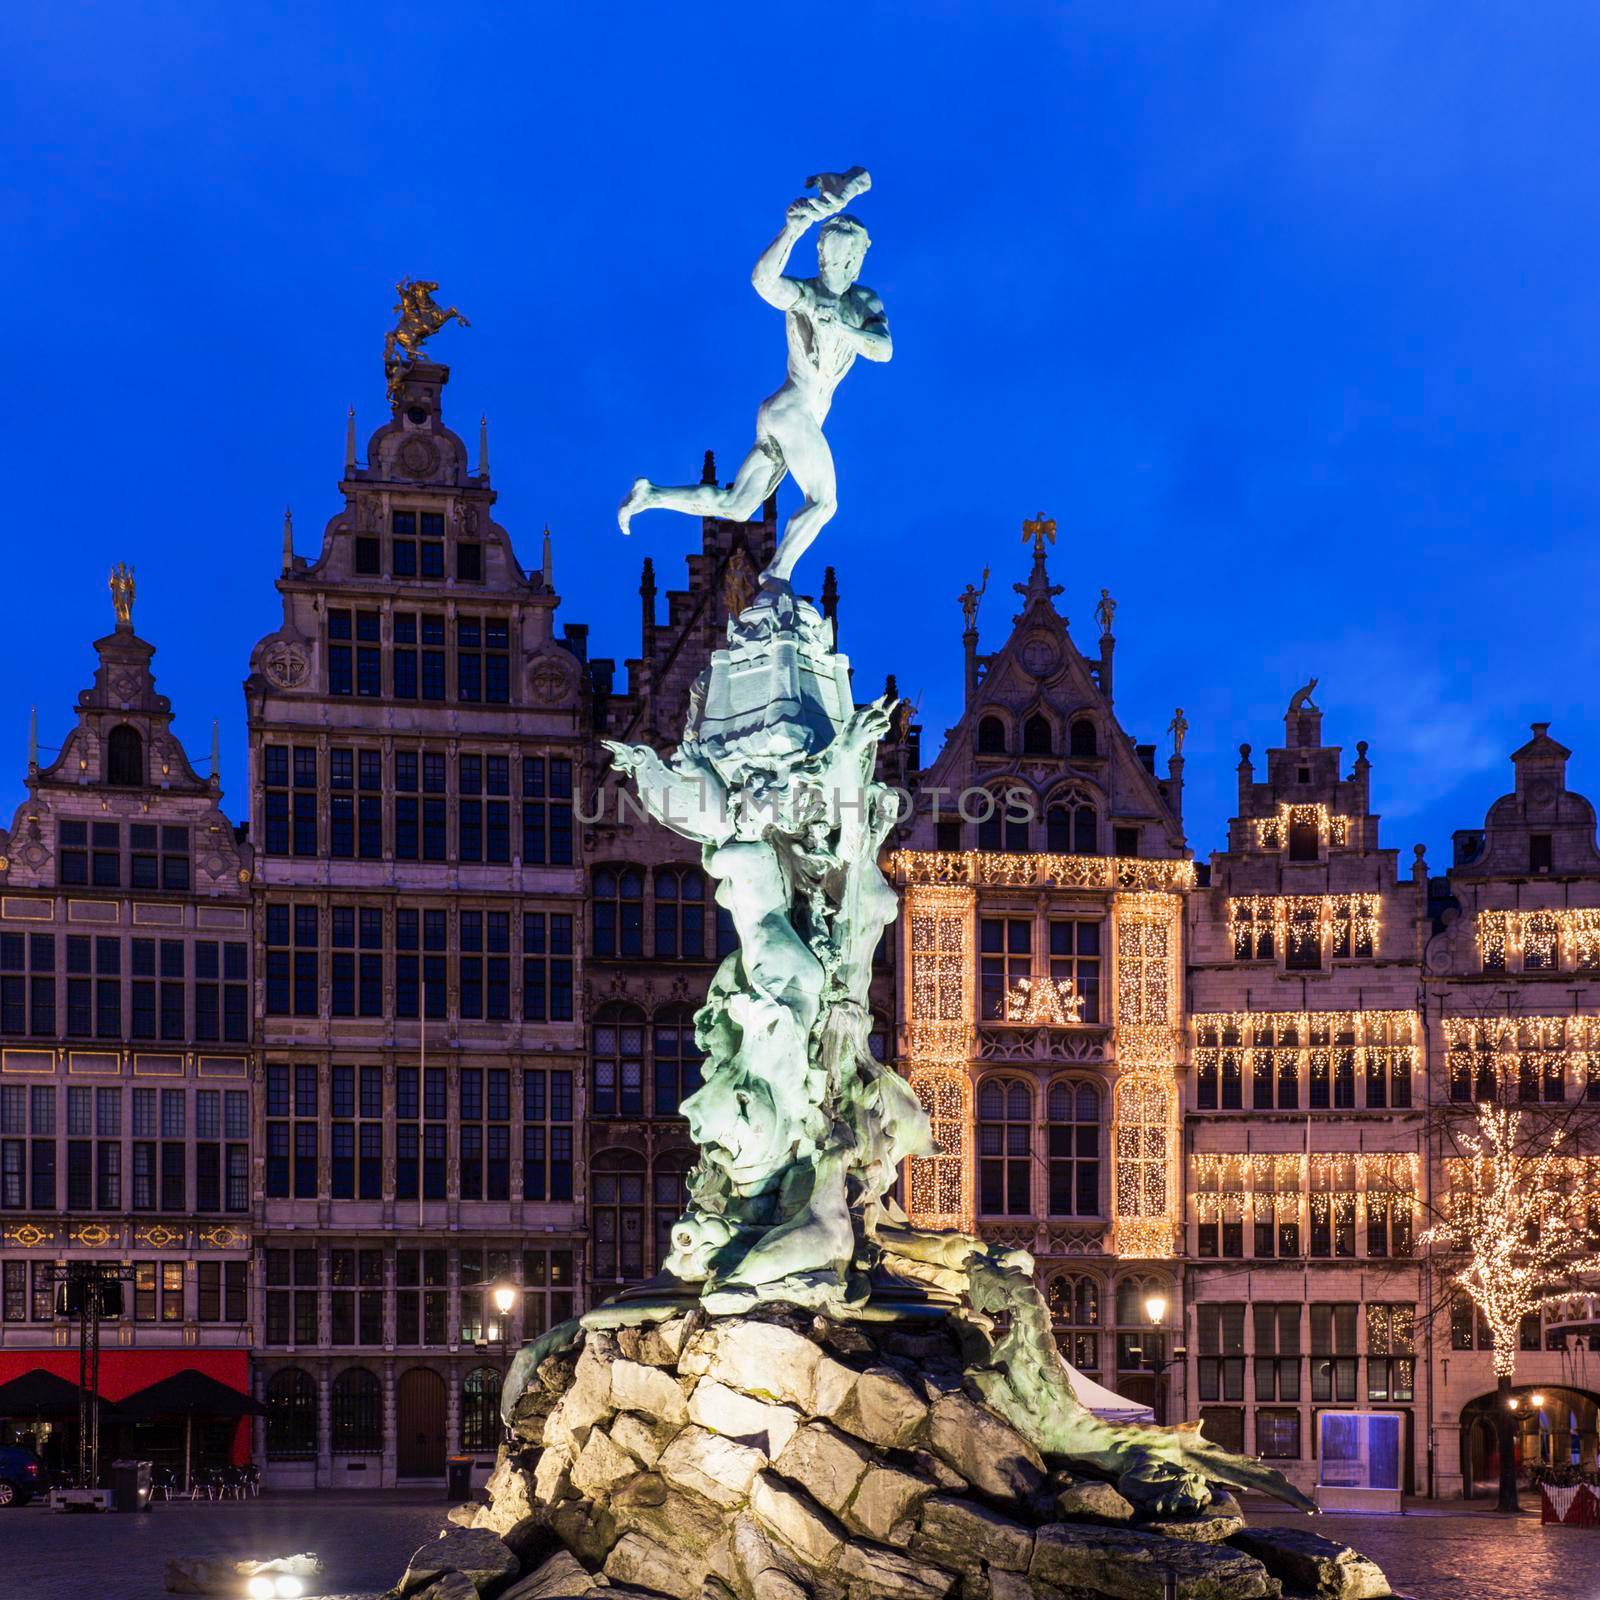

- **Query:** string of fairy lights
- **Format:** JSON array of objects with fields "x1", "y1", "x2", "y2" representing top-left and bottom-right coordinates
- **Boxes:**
[
  {"x1": 887, "y1": 850, "x2": 1196, "y2": 893},
  {"x1": 1225, "y1": 893, "x2": 1381, "y2": 959},
  {"x1": 1189, "y1": 1152, "x2": 1421, "y2": 1221},
  {"x1": 1112, "y1": 892, "x2": 1181, "y2": 1258},
  {"x1": 1252, "y1": 803, "x2": 1351, "y2": 851},
  {"x1": 1443, "y1": 1016, "x2": 1600, "y2": 1095},
  {"x1": 1477, "y1": 908, "x2": 1600, "y2": 973},
  {"x1": 903, "y1": 881, "x2": 976, "y2": 1229},
  {"x1": 896, "y1": 859, "x2": 1186, "y2": 1256}
]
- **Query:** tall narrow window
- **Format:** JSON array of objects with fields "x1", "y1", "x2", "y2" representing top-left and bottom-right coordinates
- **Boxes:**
[
  {"x1": 593, "y1": 1007, "x2": 645, "y2": 1118},
  {"x1": 106, "y1": 725, "x2": 143, "y2": 786},
  {"x1": 521, "y1": 757, "x2": 574, "y2": 865},
  {"x1": 978, "y1": 1077, "x2": 1032, "y2": 1215},
  {"x1": 654, "y1": 868, "x2": 706, "y2": 959},
  {"x1": 979, "y1": 918, "x2": 1031, "y2": 1020},
  {"x1": 591, "y1": 1151, "x2": 647, "y2": 1282},
  {"x1": 593, "y1": 867, "x2": 644, "y2": 958},
  {"x1": 653, "y1": 1006, "x2": 705, "y2": 1118},
  {"x1": 1046, "y1": 1080, "x2": 1100, "y2": 1215}
]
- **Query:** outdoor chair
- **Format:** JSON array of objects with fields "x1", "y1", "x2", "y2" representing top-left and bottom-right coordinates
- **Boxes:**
[{"x1": 150, "y1": 1465, "x2": 178, "y2": 1502}]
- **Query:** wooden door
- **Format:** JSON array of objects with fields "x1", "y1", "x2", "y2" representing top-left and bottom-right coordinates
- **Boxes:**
[{"x1": 396, "y1": 1367, "x2": 446, "y2": 1478}]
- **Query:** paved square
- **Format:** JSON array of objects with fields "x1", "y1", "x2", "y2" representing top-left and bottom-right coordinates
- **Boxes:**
[{"x1": 4, "y1": 1491, "x2": 1595, "y2": 1600}]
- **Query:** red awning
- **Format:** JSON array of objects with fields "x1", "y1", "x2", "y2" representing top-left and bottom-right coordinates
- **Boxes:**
[{"x1": 0, "y1": 1349, "x2": 249, "y2": 1403}]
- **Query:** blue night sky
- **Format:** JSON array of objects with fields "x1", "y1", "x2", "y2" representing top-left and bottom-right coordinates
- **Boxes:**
[{"x1": 8, "y1": 2, "x2": 1600, "y2": 865}]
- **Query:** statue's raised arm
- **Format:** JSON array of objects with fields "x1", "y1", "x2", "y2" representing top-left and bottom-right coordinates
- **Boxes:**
[{"x1": 618, "y1": 165, "x2": 889, "y2": 589}]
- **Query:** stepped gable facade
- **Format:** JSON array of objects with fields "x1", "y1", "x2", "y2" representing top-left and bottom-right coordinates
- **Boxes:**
[
  {"x1": 890, "y1": 532, "x2": 1193, "y2": 1424},
  {"x1": 0, "y1": 588, "x2": 255, "y2": 1473},
  {"x1": 243, "y1": 355, "x2": 587, "y2": 1487}
]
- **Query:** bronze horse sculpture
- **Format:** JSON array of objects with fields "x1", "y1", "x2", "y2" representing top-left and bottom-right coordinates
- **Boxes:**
[{"x1": 384, "y1": 279, "x2": 469, "y2": 398}]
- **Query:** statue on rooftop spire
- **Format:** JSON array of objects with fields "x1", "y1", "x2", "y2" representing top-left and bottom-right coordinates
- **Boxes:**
[
  {"x1": 958, "y1": 566, "x2": 990, "y2": 632},
  {"x1": 109, "y1": 563, "x2": 135, "y2": 629},
  {"x1": 618, "y1": 167, "x2": 891, "y2": 590},
  {"x1": 1095, "y1": 587, "x2": 1117, "y2": 637},
  {"x1": 384, "y1": 278, "x2": 470, "y2": 401},
  {"x1": 1022, "y1": 512, "x2": 1056, "y2": 558},
  {"x1": 1288, "y1": 676, "x2": 1320, "y2": 714}
]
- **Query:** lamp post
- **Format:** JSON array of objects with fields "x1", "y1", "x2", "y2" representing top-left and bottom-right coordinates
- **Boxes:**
[
  {"x1": 1135, "y1": 1292, "x2": 1187, "y2": 1426},
  {"x1": 487, "y1": 1282, "x2": 521, "y2": 1447}
]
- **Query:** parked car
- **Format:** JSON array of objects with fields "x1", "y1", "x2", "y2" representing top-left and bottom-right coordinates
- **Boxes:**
[{"x1": 0, "y1": 1445, "x2": 44, "y2": 1507}]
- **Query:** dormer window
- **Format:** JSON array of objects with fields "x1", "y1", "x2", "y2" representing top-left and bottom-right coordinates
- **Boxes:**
[
  {"x1": 1288, "y1": 813, "x2": 1320, "y2": 861},
  {"x1": 457, "y1": 543, "x2": 483, "y2": 582},
  {"x1": 106, "y1": 725, "x2": 143, "y2": 787},
  {"x1": 392, "y1": 510, "x2": 445, "y2": 579},
  {"x1": 977, "y1": 716, "x2": 1006, "y2": 755},
  {"x1": 1069, "y1": 720, "x2": 1098, "y2": 759},
  {"x1": 1531, "y1": 834, "x2": 1553, "y2": 874},
  {"x1": 1297, "y1": 766, "x2": 1312, "y2": 784},
  {"x1": 1023, "y1": 714, "x2": 1053, "y2": 756}
]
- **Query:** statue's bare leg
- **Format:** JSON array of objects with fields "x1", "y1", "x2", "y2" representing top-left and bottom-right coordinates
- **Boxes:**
[
  {"x1": 762, "y1": 407, "x2": 836, "y2": 585},
  {"x1": 619, "y1": 438, "x2": 781, "y2": 535}
]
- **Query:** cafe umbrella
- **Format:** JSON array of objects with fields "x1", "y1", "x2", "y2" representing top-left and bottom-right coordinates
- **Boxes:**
[
  {"x1": 115, "y1": 1369, "x2": 266, "y2": 1493},
  {"x1": 0, "y1": 1368, "x2": 116, "y2": 1483}
]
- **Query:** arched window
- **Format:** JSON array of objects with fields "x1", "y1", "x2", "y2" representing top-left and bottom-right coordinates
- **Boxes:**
[
  {"x1": 977, "y1": 1077, "x2": 1032, "y2": 1216},
  {"x1": 1046, "y1": 1080, "x2": 1101, "y2": 1217},
  {"x1": 265, "y1": 1367, "x2": 317, "y2": 1459},
  {"x1": 653, "y1": 1004, "x2": 704, "y2": 1117},
  {"x1": 592, "y1": 865, "x2": 644, "y2": 958},
  {"x1": 1069, "y1": 719, "x2": 1099, "y2": 759},
  {"x1": 106, "y1": 724, "x2": 143, "y2": 787},
  {"x1": 460, "y1": 1366, "x2": 501, "y2": 1451},
  {"x1": 1115, "y1": 1273, "x2": 1172, "y2": 1376},
  {"x1": 1046, "y1": 795, "x2": 1099, "y2": 856},
  {"x1": 331, "y1": 1366, "x2": 382, "y2": 1452},
  {"x1": 1023, "y1": 714, "x2": 1054, "y2": 756},
  {"x1": 652, "y1": 1148, "x2": 696, "y2": 1275},
  {"x1": 1047, "y1": 1273, "x2": 1101, "y2": 1374},
  {"x1": 593, "y1": 1004, "x2": 644, "y2": 1118},
  {"x1": 977, "y1": 716, "x2": 1007, "y2": 755},
  {"x1": 654, "y1": 867, "x2": 706, "y2": 959},
  {"x1": 592, "y1": 1148, "x2": 647, "y2": 1282},
  {"x1": 976, "y1": 788, "x2": 1029, "y2": 853}
]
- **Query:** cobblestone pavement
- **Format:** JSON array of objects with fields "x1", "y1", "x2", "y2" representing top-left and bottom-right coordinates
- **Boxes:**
[
  {"x1": 1245, "y1": 1498, "x2": 1597, "y2": 1600},
  {"x1": 2, "y1": 1490, "x2": 449, "y2": 1600},
  {"x1": 3, "y1": 1489, "x2": 1587, "y2": 1600}
]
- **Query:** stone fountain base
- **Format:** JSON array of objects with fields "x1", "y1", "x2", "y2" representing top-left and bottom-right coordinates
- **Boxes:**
[{"x1": 388, "y1": 1307, "x2": 1399, "y2": 1600}]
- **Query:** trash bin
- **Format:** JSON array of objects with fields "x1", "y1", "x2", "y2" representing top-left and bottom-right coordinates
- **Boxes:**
[
  {"x1": 109, "y1": 1459, "x2": 152, "y2": 1513},
  {"x1": 446, "y1": 1456, "x2": 473, "y2": 1502}
]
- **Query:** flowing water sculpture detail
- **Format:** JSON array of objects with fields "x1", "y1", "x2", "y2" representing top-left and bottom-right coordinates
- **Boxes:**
[{"x1": 504, "y1": 169, "x2": 1316, "y2": 1518}]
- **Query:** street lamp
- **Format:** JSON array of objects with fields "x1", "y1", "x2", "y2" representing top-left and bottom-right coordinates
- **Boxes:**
[
  {"x1": 1530, "y1": 1392, "x2": 1546, "y2": 1409},
  {"x1": 487, "y1": 1280, "x2": 520, "y2": 1347},
  {"x1": 1132, "y1": 1291, "x2": 1185, "y2": 1424}
]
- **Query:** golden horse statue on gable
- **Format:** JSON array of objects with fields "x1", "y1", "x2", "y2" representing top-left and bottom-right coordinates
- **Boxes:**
[{"x1": 384, "y1": 279, "x2": 470, "y2": 399}]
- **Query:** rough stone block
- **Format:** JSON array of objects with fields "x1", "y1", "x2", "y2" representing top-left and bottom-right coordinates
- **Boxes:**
[
  {"x1": 1141, "y1": 1506, "x2": 1246, "y2": 1542},
  {"x1": 772, "y1": 1421, "x2": 874, "y2": 1514},
  {"x1": 604, "y1": 1530, "x2": 705, "y2": 1600},
  {"x1": 415, "y1": 1572, "x2": 478, "y2": 1600},
  {"x1": 926, "y1": 1392, "x2": 1045, "y2": 1499},
  {"x1": 844, "y1": 1462, "x2": 934, "y2": 1544},
  {"x1": 831, "y1": 1363, "x2": 927, "y2": 1448},
  {"x1": 1228, "y1": 1527, "x2": 1392, "y2": 1600},
  {"x1": 911, "y1": 1494, "x2": 1035, "y2": 1575},
  {"x1": 1030, "y1": 1523, "x2": 1275, "y2": 1600},
  {"x1": 834, "y1": 1541, "x2": 959, "y2": 1599},
  {"x1": 570, "y1": 1425, "x2": 639, "y2": 1498},
  {"x1": 698, "y1": 1319, "x2": 824, "y2": 1409},
  {"x1": 608, "y1": 1408, "x2": 680, "y2": 1468},
  {"x1": 476, "y1": 1456, "x2": 540, "y2": 1535},
  {"x1": 659, "y1": 1424, "x2": 768, "y2": 1506},
  {"x1": 750, "y1": 1469, "x2": 845, "y2": 1569},
  {"x1": 532, "y1": 1441, "x2": 573, "y2": 1504},
  {"x1": 610, "y1": 1356, "x2": 691, "y2": 1424},
  {"x1": 501, "y1": 1548, "x2": 605, "y2": 1598},
  {"x1": 689, "y1": 1379, "x2": 801, "y2": 1457},
  {"x1": 610, "y1": 1476, "x2": 728, "y2": 1557},
  {"x1": 398, "y1": 1527, "x2": 520, "y2": 1597},
  {"x1": 1052, "y1": 1475, "x2": 1135, "y2": 1523}
]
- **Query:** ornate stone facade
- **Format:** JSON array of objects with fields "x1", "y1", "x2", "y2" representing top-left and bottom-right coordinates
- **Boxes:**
[
  {"x1": 896, "y1": 534, "x2": 1600, "y2": 1501},
  {"x1": 244, "y1": 358, "x2": 588, "y2": 1488},
  {"x1": 0, "y1": 597, "x2": 255, "y2": 1475}
]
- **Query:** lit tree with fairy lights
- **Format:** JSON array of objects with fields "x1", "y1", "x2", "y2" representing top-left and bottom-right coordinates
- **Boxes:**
[{"x1": 1422, "y1": 1102, "x2": 1600, "y2": 1512}]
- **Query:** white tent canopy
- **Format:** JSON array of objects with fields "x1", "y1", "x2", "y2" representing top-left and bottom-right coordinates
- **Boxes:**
[{"x1": 1060, "y1": 1356, "x2": 1156, "y2": 1425}]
